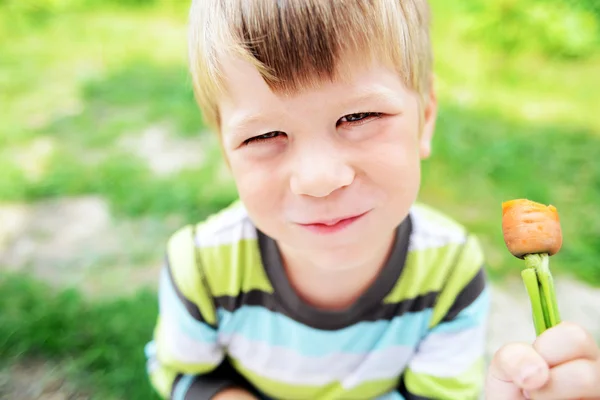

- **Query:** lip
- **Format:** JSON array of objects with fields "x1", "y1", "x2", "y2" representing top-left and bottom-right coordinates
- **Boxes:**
[{"x1": 297, "y1": 211, "x2": 370, "y2": 235}]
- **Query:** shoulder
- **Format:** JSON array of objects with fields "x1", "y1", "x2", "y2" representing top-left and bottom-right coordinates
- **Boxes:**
[
  {"x1": 166, "y1": 200, "x2": 272, "y2": 300},
  {"x1": 407, "y1": 202, "x2": 484, "y2": 269},
  {"x1": 406, "y1": 203, "x2": 489, "y2": 326},
  {"x1": 408, "y1": 202, "x2": 470, "y2": 251},
  {"x1": 166, "y1": 199, "x2": 255, "y2": 256},
  {"x1": 388, "y1": 203, "x2": 487, "y2": 305},
  {"x1": 408, "y1": 202, "x2": 484, "y2": 263},
  {"x1": 194, "y1": 200, "x2": 257, "y2": 246},
  {"x1": 167, "y1": 199, "x2": 256, "y2": 249}
]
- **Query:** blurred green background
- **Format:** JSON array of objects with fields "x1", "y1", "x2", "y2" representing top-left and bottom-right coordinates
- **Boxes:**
[{"x1": 0, "y1": 0, "x2": 599, "y2": 398}]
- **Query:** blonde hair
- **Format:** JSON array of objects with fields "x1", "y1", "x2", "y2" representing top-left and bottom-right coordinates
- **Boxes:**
[{"x1": 188, "y1": 0, "x2": 433, "y2": 131}]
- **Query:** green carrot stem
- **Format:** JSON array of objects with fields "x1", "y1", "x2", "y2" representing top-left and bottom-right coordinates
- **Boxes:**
[
  {"x1": 521, "y1": 268, "x2": 547, "y2": 336},
  {"x1": 538, "y1": 280, "x2": 552, "y2": 328},
  {"x1": 525, "y1": 253, "x2": 561, "y2": 328},
  {"x1": 547, "y1": 272, "x2": 561, "y2": 325}
]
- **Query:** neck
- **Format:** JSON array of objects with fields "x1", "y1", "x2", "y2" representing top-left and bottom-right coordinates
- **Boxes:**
[{"x1": 279, "y1": 232, "x2": 396, "y2": 310}]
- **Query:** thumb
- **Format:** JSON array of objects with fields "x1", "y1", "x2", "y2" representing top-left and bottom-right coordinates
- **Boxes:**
[
  {"x1": 485, "y1": 343, "x2": 550, "y2": 400},
  {"x1": 485, "y1": 369, "x2": 526, "y2": 400}
]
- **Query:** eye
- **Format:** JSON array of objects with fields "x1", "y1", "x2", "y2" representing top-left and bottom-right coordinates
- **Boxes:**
[
  {"x1": 243, "y1": 131, "x2": 285, "y2": 145},
  {"x1": 337, "y1": 112, "x2": 382, "y2": 126}
]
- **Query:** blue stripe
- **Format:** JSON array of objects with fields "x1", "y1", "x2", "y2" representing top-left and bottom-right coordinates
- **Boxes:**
[
  {"x1": 377, "y1": 391, "x2": 406, "y2": 400},
  {"x1": 172, "y1": 375, "x2": 195, "y2": 400},
  {"x1": 160, "y1": 268, "x2": 217, "y2": 343},
  {"x1": 217, "y1": 306, "x2": 432, "y2": 357},
  {"x1": 432, "y1": 287, "x2": 490, "y2": 334},
  {"x1": 260, "y1": 390, "x2": 404, "y2": 400},
  {"x1": 144, "y1": 340, "x2": 156, "y2": 359},
  {"x1": 143, "y1": 340, "x2": 156, "y2": 374}
]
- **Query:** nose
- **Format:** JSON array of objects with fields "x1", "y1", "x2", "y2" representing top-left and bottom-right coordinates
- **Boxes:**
[{"x1": 289, "y1": 143, "x2": 355, "y2": 198}]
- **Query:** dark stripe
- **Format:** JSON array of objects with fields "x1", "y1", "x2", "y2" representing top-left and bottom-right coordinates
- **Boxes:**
[
  {"x1": 164, "y1": 255, "x2": 208, "y2": 325},
  {"x1": 183, "y1": 358, "x2": 262, "y2": 400},
  {"x1": 398, "y1": 378, "x2": 433, "y2": 400},
  {"x1": 183, "y1": 376, "x2": 235, "y2": 400},
  {"x1": 256, "y1": 214, "x2": 414, "y2": 330},
  {"x1": 213, "y1": 289, "x2": 439, "y2": 327},
  {"x1": 441, "y1": 266, "x2": 486, "y2": 323}
]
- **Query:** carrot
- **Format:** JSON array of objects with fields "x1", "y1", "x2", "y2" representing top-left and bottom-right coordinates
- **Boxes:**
[
  {"x1": 502, "y1": 199, "x2": 562, "y2": 259},
  {"x1": 501, "y1": 199, "x2": 562, "y2": 336}
]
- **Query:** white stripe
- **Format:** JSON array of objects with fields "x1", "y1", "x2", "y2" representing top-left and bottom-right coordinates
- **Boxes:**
[
  {"x1": 407, "y1": 324, "x2": 486, "y2": 377},
  {"x1": 340, "y1": 347, "x2": 414, "y2": 389},
  {"x1": 408, "y1": 205, "x2": 466, "y2": 251},
  {"x1": 146, "y1": 358, "x2": 160, "y2": 374},
  {"x1": 195, "y1": 219, "x2": 256, "y2": 247},
  {"x1": 203, "y1": 202, "x2": 249, "y2": 232},
  {"x1": 157, "y1": 268, "x2": 224, "y2": 365},
  {"x1": 221, "y1": 333, "x2": 414, "y2": 387},
  {"x1": 195, "y1": 205, "x2": 257, "y2": 247},
  {"x1": 160, "y1": 317, "x2": 224, "y2": 365}
]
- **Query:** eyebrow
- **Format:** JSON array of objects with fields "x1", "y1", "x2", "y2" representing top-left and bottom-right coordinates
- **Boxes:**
[
  {"x1": 224, "y1": 113, "x2": 273, "y2": 144},
  {"x1": 226, "y1": 114, "x2": 268, "y2": 134},
  {"x1": 343, "y1": 86, "x2": 405, "y2": 109}
]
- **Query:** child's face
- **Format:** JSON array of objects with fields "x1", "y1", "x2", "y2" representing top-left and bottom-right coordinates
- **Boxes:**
[{"x1": 217, "y1": 55, "x2": 437, "y2": 269}]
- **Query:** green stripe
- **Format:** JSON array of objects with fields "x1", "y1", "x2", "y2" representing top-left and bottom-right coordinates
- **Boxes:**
[
  {"x1": 405, "y1": 358, "x2": 484, "y2": 399},
  {"x1": 231, "y1": 359, "x2": 397, "y2": 400},
  {"x1": 153, "y1": 348, "x2": 215, "y2": 378},
  {"x1": 413, "y1": 203, "x2": 467, "y2": 233},
  {"x1": 199, "y1": 239, "x2": 274, "y2": 297},
  {"x1": 149, "y1": 366, "x2": 178, "y2": 399},
  {"x1": 383, "y1": 243, "x2": 464, "y2": 304},
  {"x1": 430, "y1": 236, "x2": 484, "y2": 327},
  {"x1": 167, "y1": 225, "x2": 217, "y2": 325}
]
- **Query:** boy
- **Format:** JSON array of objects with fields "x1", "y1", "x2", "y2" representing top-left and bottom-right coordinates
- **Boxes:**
[{"x1": 145, "y1": 1, "x2": 600, "y2": 399}]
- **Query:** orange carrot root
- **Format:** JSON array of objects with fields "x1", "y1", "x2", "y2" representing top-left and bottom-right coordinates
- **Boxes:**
[{"x1": 501, "y1": 198, "x2": 562, "y2": 259}]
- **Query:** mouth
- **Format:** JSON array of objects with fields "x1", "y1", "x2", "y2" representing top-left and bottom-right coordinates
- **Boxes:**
[{"x1": 297, "y1": 210, "x2": 371, "y2": 234}]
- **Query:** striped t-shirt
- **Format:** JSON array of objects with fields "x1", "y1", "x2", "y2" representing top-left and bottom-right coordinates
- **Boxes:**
[{"x1": 145, "y1": 201, "x2": 490, "y2": 400}]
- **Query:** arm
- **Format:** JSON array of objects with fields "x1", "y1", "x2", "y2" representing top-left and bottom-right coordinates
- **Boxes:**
[
  {"x1": 397, "y1": 235, "x2": 490, "y2": 399},
  {"x1": 144, "y1": 225, "x2": 256, "y2": 400}
]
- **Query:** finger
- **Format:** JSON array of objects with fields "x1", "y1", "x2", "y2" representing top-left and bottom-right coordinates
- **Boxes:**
[
  {"x1": 484, "y1": 373, "x2": 527, "y2": 400},
  {"x1": 527, "y1": 358, "x2": 600, "y2": 399},
  {"x1": 487, "y1": 342, "x2": 550, "y2": 395},
  {"x1": 534, "y1": 321, "x2": 600, "y2": 367}
]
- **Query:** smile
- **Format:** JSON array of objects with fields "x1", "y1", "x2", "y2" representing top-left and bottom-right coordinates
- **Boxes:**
[{"x1": 298, "y1": 211, "x2": 370, "y2": 235}]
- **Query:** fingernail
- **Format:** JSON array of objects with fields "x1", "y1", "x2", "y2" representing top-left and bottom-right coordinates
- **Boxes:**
[{"x1": 518, "y1": 364, "x2": 542, "y2": 385}]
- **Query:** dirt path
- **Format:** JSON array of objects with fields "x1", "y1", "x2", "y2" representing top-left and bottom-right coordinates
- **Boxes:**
[
  {"x1": 0, "y1": 360, "x2": 88, "y2": 400},
  {"x1": 0, "y1": 196, "x2": 176, "y2": 298}
]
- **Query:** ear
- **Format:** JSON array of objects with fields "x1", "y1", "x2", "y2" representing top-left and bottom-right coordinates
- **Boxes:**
[{"x1": 419, "y1": 74, "x2": 438, "y2": 159}]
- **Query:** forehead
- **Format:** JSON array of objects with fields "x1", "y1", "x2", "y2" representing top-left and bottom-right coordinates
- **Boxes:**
[
  {"x1": 218, "y1": 54, "x2": 407, "y2": 103},
  {"x1": 217, "y1": 54, "x2": 412, "y2": 133}
]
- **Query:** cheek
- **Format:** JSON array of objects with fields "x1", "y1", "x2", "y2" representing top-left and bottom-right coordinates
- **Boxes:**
[
  {"x1": 358, "y1": 123, "x2": 422, "y2": 202},
  {"x1": 228, "y1": 156, "x2": 284, "y2": 214},
  {"x1": 363, "y1": 123, "x2": 420, "y2": 173}
]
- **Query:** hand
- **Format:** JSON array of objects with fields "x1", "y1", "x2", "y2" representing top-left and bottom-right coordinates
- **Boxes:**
[
  {"x1": 212, "y1": 387, "x2": 258, "y2": 400},
  {"x1": 485, "y1": 321, "x2": 600, "y2": 399}
]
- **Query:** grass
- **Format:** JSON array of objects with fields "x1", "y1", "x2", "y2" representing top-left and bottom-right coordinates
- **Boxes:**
[
  {"x1": 0, "y1": 6, "x2": 237, "y2": 221},
  {"x1": 0, "y1": 0, "x2": 599, "y2": 398},
  {"x1": 421, "y1": 105, "x2": 600, "y2": 283},
  {"x1": 0, "y1": 273, "x2": 160, "y2": 400}
]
